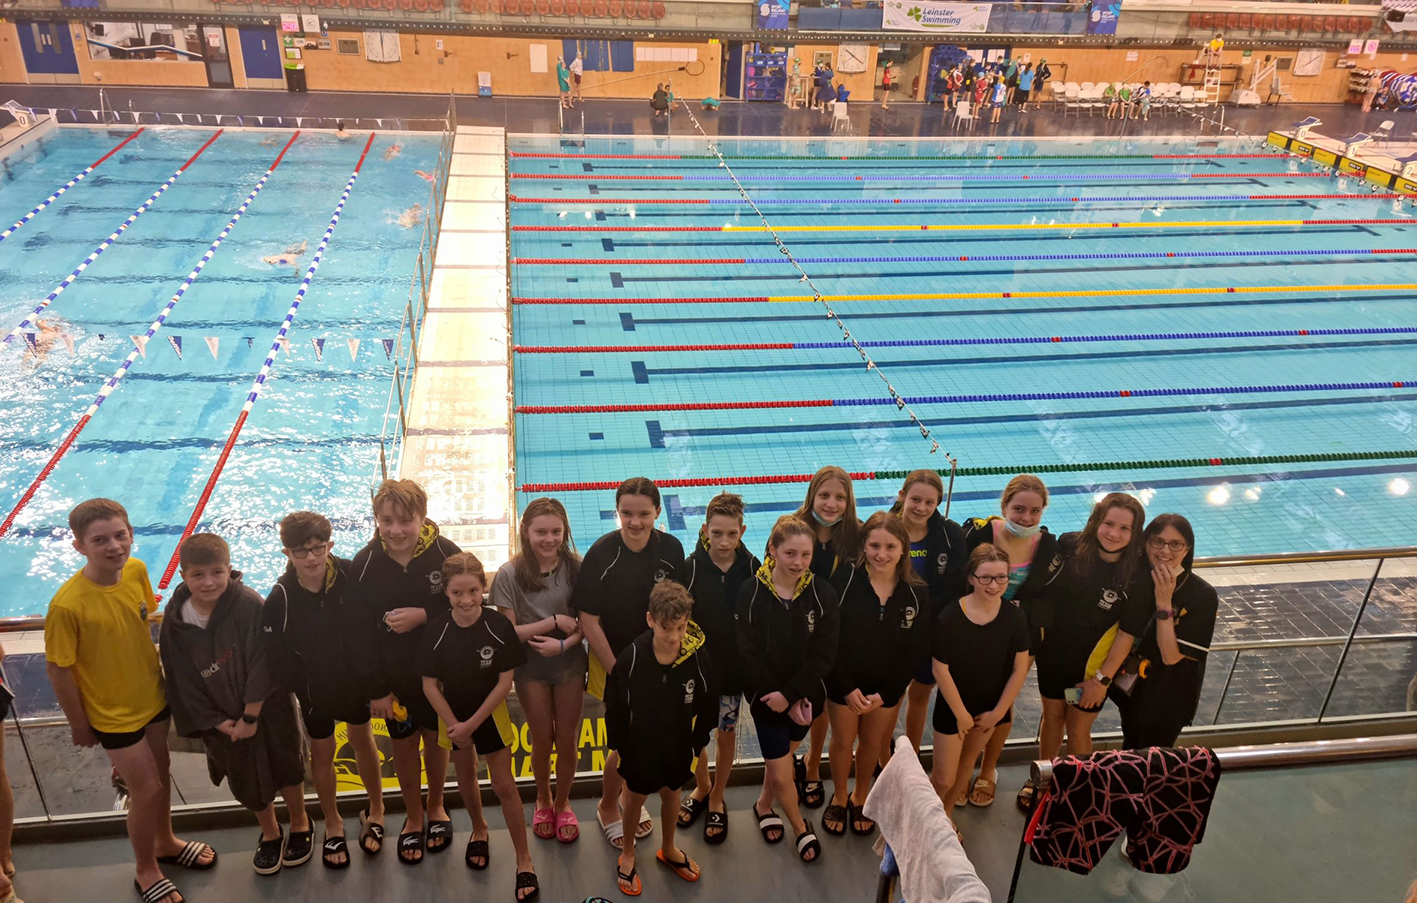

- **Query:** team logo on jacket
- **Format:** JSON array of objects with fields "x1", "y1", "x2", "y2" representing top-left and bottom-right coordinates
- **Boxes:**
[
  {"x1": 901, "y1": 604, "x2": 918, "y2": 630},
  {"x1": 654, "y1": 567, "x2": 669, "y2": 583},
  {"x1": 479, "y1": 646, "x2": 495, "y2": 667},
  {"x1": 805, "y1": 610, "x2": 816, "y2": 634},
  {"x1": 429, "y1": 570, "x2": 444, "y2": 594},
  {"x1": 683, "y1": 678, "x2": 695, "y2": 704},
  {"x1": 936, "y1": 552, "x2": 949, "y2": 575},
  {"x1": 1098, "y1": 589, "x2": 1118, "y2": 611}
]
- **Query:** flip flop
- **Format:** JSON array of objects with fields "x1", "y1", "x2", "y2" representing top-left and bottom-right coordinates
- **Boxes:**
[
  {"x1": 555, "y1": 809, "x2": 580, "y2": 844},
  {"x1": 656, "y1": 849, "x2": 701, "y2": 883},
  {"x1": 533, "y1": 807, "x2": 556, "y2": 841},
  {"x1": 426, "y1": 819, "x2": 454, "y2": 854},
  {"x1": 157, "y1": 841, "x2": 217, "y2": 871},
  {"x1": 596, "y1": 810, "x2": 625, "y2": 850},
  {"x1": 677, "y1": 794, "x2": 707, "y2": 827},
  {"x1": 358, "y1": 809, "x2": 385, "y2": 855},
  {"x1": 616, "y1": 863, "x2": 642, "y2": 896}
]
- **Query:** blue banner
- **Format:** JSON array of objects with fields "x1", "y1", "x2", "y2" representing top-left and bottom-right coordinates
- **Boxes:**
[
  {"x1": 1086, "y1": 1, "x2": 1121, "y2": 34},
  {"x1": 757, "y1": 0, "x2": 790, "y2": 29}
]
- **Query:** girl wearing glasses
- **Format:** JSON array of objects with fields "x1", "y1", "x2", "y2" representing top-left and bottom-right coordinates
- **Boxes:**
[
  {"x1": 1112, "y1": 514, "x2": 1218, "y2": 749},
  {"x1": 929, "y1": 545, "x2": 1031, "y2": 823}
]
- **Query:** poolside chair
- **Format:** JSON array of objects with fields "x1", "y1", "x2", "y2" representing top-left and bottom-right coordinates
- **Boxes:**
[
  {"x1": 831, "y1": 99, "x2": 851, "y2": 133},
  {"x1": 1063, "y1": 83, "x2": 1081, "y2": 117},
  {"x1": 1048, "y1": 81, "x2": 1066, "y2": 111},
  {"x1": 1373, "y1": 120, "x2": 1394, "y2": 146},
  {"x1": 1178, "y1": 85, "x2": 1198, "y2": 113}
]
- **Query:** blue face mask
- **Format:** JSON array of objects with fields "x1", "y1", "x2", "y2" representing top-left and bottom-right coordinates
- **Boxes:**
[
  {"x1": 812, "y1": 510, "x2": 842, "y2": 528},
  {"x1": 1002, "y1": 518, "x2": 1041, "y2": 539}
]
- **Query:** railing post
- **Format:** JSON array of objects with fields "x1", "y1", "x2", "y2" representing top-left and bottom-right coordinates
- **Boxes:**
[
  {"x1": 942, "y1": 456, "x2": 958, "y2": 519},
  {"x1": 1317, "y1": 557, "x2": 1386, "y2": 720},
  {"x1": 1210, "y1": 649, "x2": 1244, "y2": 725}
]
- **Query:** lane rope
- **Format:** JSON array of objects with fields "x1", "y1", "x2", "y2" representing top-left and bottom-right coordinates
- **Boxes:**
[
  {"x1": 510, "y1": 151, "x2": 1290, "y2": 162},
  {"x1": 0, "y1": 128, "x2": 145, "y2": 246},
  {"x1": 514, "y1": 248, "x2": 1417, "y2": 266},
  {"x1": 0, "y1": 133, "x2": 302, "y2": 541},
  {"x1": 515, "y1": 380, "x2": 1416, "y2": 414},
  {"x1": 517, "y1": 448, "x2": 1417, "y2": 492},
  {"x1": 510, "y1": 171, "x2": 1327, "y2": 183},
  {"x1": 512, "y1": 282, "x2": 1417, "y2": 305},
  {"x1": 1, "y1": 131, "x2": 223, "y2": 346},
  {"x1": 513, "y1": 326, "x2": 1417, "y2": 354},
  {"x1": 513, "y1": 218, "x2": 1414, "y2": 234},
  {"x1": 509, "y1": 192, "x2": 1408, "y2": 207},
  {"x1": 157, "y1": 133, "x2": 377, "y2": 589}
]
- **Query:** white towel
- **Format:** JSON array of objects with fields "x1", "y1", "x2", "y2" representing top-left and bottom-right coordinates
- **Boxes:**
[{"x1": 862, "y1": 738, "x2": 992, "y2": 903}]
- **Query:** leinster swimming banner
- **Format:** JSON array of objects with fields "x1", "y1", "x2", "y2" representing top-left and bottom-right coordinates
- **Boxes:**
[{"x1": 882, "y1": 0, "x2": 991, "y2": 33}]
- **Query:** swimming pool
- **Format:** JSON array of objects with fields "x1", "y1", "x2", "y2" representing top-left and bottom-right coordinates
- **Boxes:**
[
  {"x1": 509, "y1": 134, "x2": 1417, "y2": 558},
  {"x1": 0, "y1": 126, "x2": 438, "y2": 618}
]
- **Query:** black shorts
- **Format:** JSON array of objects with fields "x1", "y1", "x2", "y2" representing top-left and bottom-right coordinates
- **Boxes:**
[
  {"x1": 933, "y1": 698, "x2": 1012, "y2": 736},
  {"x1": 94, "y1": 705, "x2": 171, "y2": 751},
  {"x1": 1036, "y1": 642, "x2": 1103, "y2": 713},
  {"x1": 386, "y1": 678, "x2": 439, "y2": 740},
  {"x1": 296, "y1": 691, "x2": 371, "y2": 742},
  {"x1": 750, "y1": 700, "x2": 810, "y2": 761},
  {"x1": 453, "y1": 717, "x2": 508, "y2": 757}
]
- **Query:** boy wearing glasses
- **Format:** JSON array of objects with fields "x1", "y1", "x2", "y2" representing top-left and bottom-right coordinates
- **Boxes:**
[{"x1": 262, "y1": 511, "x2": 386, "y2": 868}]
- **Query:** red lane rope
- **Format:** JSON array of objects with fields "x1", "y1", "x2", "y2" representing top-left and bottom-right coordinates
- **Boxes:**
[{"x1": 157, "y1": 134, "x2": 376, "y2": 589}]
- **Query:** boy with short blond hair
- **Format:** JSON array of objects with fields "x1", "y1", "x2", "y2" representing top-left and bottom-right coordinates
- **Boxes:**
[
  {"x1": 349, "y1": 478, "x2": 462, "y2": 865},
  {"x1": 262, "y1": 510, "x2": 386, "y2": 867},
  {"x1": 674, "y1": 492, "x2": 758, "y2": 843},
  {"x1": 160, "y1": 533, "x2": 310, "y2": 876},
  {"x1": 45, "y1": 499, "x2": 216, "y2": 903},
  {"x1": 605, "y1": 580, "x2": 717, "y2": 895}
]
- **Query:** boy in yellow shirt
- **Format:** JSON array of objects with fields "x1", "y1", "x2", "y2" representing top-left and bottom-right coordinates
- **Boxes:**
[{"x1": 44, "y1": 499, "x2": 217, "y2": 903}]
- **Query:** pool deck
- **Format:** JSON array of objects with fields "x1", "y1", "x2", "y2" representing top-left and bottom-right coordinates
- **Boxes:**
[{"x1": 396, "y1": 124, "x2": 513, "y2": 571}]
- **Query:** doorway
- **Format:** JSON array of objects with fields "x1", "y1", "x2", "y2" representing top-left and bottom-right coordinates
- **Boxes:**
[
  {"x1": 14, "y1": 19, "x2": 80, "y2": 84},
  {"x1": 201, "y1": 26, "x2": 233, "y2": 88}
]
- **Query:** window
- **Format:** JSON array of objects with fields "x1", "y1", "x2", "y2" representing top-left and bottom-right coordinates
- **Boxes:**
[
  {"x1": 337, "y1": 38, "x2": 360, "y2": 55},
  {"x1": 562, "y1": 39, "x2": 634, "y2": 73},
  {"x1": 84, "y1": 21, "x2": 203, "y2": 61}
]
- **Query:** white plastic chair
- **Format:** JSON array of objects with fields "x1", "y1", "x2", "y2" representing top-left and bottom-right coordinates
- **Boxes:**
[
  {"x1": 832, "y1": 100, "x2": 850, "y2": 133},
  {"x1": 1178, "y1": 85, "x2": 1197, "y2": 112},
  {"x1": 1374, "y1": 120, "x2": 1395, "y2": 145},
  {"x1": 1063, "y1": 83, "x2": 1080, "y2": 117}
]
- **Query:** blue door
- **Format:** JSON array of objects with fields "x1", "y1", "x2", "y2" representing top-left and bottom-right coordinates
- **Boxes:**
[
  {"x1": 15, "y1": 19, "x2": 79, "y2": 76},
  {"x1": 238, "y1": 27, "x2": 283, "y2": 80}
]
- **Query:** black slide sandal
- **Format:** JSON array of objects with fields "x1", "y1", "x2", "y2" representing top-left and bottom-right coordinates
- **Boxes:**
[
  {"x1": 358, "y1": 810, "x2": 384, "y2": 855},
  {"x1": 515, "y1": 870, "x2": 540, "y2": 901},
  {"x1": 801, "y1": 780, "x2": 825, "y2": 809},
  {"x1": 157, "y1": 841, "x2": 217, "y2": 871},
  {"x1": 426, "y1": 819, "x2": 453, "y2": 854},
  {"x1": 754, "y1": 806, "x2": 784, "y2": 844},
  {"x1": 848, "y1": 801, "x2": 875, "y2": 837},
  {"x1": 822, "y1": 803, "x2": 847, "y2": 836},
  {"x1": 677, "y1": 795, "x2": 707, "y2": 827},
  {"x1": 398, "y1": 829, "x2": 425, "y2": 866},
  {"x1": 466, "y1": 838, "x2": 490, "y2": 870},
  {"x1": 134, "y1": 878, "x2": 182, "y2": 903},
  {"x1": 795, "y1": 820, "x2": 822, "y2": 863},
  {"x1": 704, "y1": 809, "x2": 729, "y2": 845},
  {"x1": 322, "y1": 834, "x2": 351, "y2": 869}
]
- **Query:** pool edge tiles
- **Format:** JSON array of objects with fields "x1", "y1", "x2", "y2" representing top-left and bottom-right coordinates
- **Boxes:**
[{"x1": 397, "y1": 125, "x2": 513, "y2": 571}]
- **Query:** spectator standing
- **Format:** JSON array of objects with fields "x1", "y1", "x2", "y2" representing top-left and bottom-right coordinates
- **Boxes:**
[
  {"x1": 570, "y1": 52, "x2": 584, "y2": 103},
  {"x1": 1018, "y1": 64, "x2": 1034, "y2": 111}
]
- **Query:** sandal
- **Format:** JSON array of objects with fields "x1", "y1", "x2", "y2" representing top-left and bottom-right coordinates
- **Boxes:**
[
  {"x1": 969, "y1": 776, "x2": 998, "y2": 808},
  {"x1": 284, "y1": 828, "x2": 314, "y2": 867},
  {"x1": 616, "y1": 863, "x2": 642, "y2": 896},
  {"x1": 158, "y1": 841, "x2": 218, "y2": 871},
  {"x1": 133, "y1": 878, "x2": 183, "y2": 903},
  {"x1": 322, "y1": 834, "x2": 350, "y2": 869},
  {"x1": 754, "y1": 805, "x2": 784, "y2": 844},
  {"x1": 633, "y1": 805, "x2": 653, "y2": 839},
  {"x1": 800, "y1": 780, "x2": 825, "y2": 809},
  {"x1": 358, "y1": 809, "x2": 385, "y2": 855},
  {"x1": 656, "y1": 848, "x2": 701, "y2": 883},
  {"x1": 795, "y1": 819, "x2": 822, "y2": 863},
  {"x1": 555, "y1": 809, "x2": 580, "y2": 844},
  {"x1": 704, "y1": 809, "x2": 728, "y2": 845},
  {"x1": 398, "y1": 828, "x2": 425, "y2": 866},
  {"x1": 466, "y1": 838, "x2": 490, "y2": 870},
  {"x1": 1016, "y1": 777, "x2": 1039, "y2": 813},
  {"x1": 822, "y1": 803, "x2": 848, "y2": 836},
  {"x1": 533, "y1": 807, "x2": 556, "y2": 841},
  {"x1": 677, "y1": 794, "x2": 707, "y2": 827},
  {"x1": 515, "y1": 870, "x2": 540, "y2": 902},
  {"x1": 253, "y1": 829, "x2": 284, "y2": 876},
  {"x1": 426, "y1": 819, "x2": 453, "y2": 854},
  {"x1": 848, "y1": 800, "x2": 875, "y2": 837},
  {"x1": 596, "y1": 809, "x2": 625, "y2": 850}
]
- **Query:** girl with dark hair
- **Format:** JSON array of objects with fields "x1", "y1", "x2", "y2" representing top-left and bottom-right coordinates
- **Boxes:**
[
  {"x1": 1112, "y1": 514, "x2": 1219, "y2": 749},
  {"x1": 491, "y1": 498, "x2": 585, "y2": 844},
  {"x1": 822, "y1": 513, "x2": 929, "y2": 838},
  {"x1": 791, "y1": 467, "x2": 861, "y2": 809},
  {"x1": 573, "y1": 478, "x2": 684, "y2": 851},
  {"x1": 1021, "y1": 492, "x2": 1150, "y2": 809}
]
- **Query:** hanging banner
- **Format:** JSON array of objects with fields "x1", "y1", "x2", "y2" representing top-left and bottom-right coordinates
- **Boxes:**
[
  {"x1": 756, "y1": 0, "x2": 789, "y2": 29},
  {"x1": 881, "y1": 0, "x2": 991, "y2": 33},
  {"x1": 1086, "y1": 1, "x2": 1122, "y2": 35}
]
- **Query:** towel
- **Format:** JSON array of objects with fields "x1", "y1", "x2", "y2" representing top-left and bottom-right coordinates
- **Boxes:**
[{"x1": 862, "y1": 738, "x2": 992, "y2": 903}]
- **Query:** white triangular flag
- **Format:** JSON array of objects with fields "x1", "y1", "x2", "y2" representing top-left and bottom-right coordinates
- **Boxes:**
[
  {"x1": 276, "y1": 336, "x2": 291, "y2": 356},
  {"x1": 175, "y1": 113, "x2": 183, "y2": 123},
  {"x1": 295, "y1": 117, "x2": 302, "y2": 127},
  {"x1": 204, "y1": 336, "x2": 220, "y2": 360},
  {"x1": 131, "y1": 335, "x2": 149, "y2": 358},
  {"x1": 347, "y1": 338, "x2": 361, "y2": 361},
  {"x1": 377, "y1": 119, "x2": 384, "y2": 128}
]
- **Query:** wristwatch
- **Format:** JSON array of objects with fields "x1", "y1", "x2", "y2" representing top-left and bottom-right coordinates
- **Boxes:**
[
  {"x1": 240, "y1": 713, "x2": 259, "y2": 725},
  {"x1": 1155, "y1": 609, "x2": 1173, "y2": 621},
  {"x1": 1093, "y1": 671, "x2": 1113, "y2": 687}
]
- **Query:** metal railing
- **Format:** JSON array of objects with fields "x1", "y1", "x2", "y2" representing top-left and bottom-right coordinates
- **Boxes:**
[{"x1": 373, "y1": 90, "x2": 458, "y2": 486}]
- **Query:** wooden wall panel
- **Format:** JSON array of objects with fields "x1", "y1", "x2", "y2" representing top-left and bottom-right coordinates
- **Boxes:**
[{"x1": 0, "y1": 21, "x2": 26, "y2": 84}]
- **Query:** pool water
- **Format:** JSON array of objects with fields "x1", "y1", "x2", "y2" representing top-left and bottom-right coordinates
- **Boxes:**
[
  {"x1": 0, "y1": 126, "x2": 438, "y2": 617},
  {"x1": 509, "y1": 134, "x2": 1417, "y2": 559}
]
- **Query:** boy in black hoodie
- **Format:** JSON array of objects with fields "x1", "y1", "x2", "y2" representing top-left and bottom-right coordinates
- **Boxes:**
[
  {"x1": 262, "y1": 511, "x2": 386, "y2": 867},
  {"x1": 674, "y1": 492, "x2": 759, "y2": 844},
  {"x1": 160, "y1": 534, "x2": 310, "y2": 876},
  {"x1": 348, "y1": 479, "x2": 462, "y2": 865},
  {"x1": 605, "y1": 581, "x2": 716, "y2": 896}
]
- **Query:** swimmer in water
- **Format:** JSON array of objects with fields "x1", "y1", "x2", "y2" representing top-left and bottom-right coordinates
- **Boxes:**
[
  {"x1": 397, "y1": 204, "x2": 424, "y2": 229},
  {"x1": 23, "y1": 317, "x2": 73, "y2": 367},
  {"x1": 336, "y1": 120, "x2": 351, "y2": 141},
  {"x1": 263, "y1": 239, "x2": 308, "y2": 270},
  {"x1": 259, "y1": 135, "x2": 283, "y2": 148},
  {"x1": 384, "y1": 143, "x2": 402, "y2": 161},
  {"x1": 414, "y1": 170, "x2": 435, "y2": 183}
]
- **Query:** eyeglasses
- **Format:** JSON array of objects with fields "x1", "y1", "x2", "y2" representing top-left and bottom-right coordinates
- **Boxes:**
[
  {"x1": 1147, "y1": 538, "x2": 1188, "y2": 553},
  {"x1": 285, "y1": 544, "x2": 328, "y2": 560},
  {"x1": 973, "y1": 574, "x2": 1010, "y2": 585}
]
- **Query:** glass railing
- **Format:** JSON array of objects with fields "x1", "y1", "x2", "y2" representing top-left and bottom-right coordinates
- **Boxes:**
[
  {"x1": 6, "y1": 545, "x2": 1415, "y2": 824},
  {"x1": 1009, "y1": 734, "x2": 1417, "y2": 902}
]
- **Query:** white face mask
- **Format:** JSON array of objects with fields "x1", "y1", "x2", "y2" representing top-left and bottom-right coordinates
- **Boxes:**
[
  {"x1": 812, "y1": 510, "x2": 841, "y2": 528},
  {"x1": 1002, "y1": 518, "x2": 1041, "y2": 539}
]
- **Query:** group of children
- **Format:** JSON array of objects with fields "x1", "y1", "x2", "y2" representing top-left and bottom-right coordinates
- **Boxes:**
[
  {"x1": 939, "y1": 58, "x2": 1052, "y2": 122},
  {"x1": 44, "y1": 465, "x2": 1218, "y2": 903}
]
